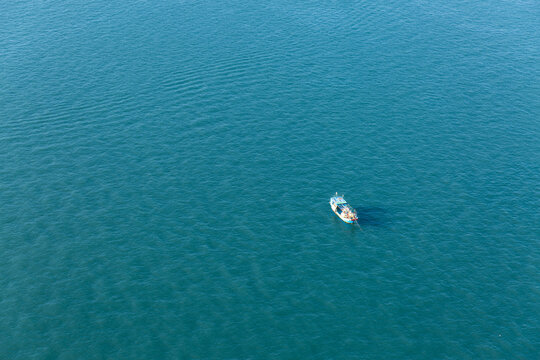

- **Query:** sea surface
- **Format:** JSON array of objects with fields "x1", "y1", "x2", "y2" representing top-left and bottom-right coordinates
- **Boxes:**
[{"x1": 1, "y1": 0, "x2": 539, "y2": 359}]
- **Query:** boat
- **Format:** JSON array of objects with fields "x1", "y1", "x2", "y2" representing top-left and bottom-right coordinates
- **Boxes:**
[{"x1": 330, "y1": 193, "x2": 358, "y2": 224}]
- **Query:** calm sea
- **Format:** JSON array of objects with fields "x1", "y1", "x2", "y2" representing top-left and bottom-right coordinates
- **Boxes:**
[{"x1": 1, "y1": 0, "x2": 539, "y2": 358}]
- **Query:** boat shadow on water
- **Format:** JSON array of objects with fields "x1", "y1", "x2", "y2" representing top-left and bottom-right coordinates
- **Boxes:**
[{"x1": 353, "y1": 206, "x2": 389, "y2": 227}]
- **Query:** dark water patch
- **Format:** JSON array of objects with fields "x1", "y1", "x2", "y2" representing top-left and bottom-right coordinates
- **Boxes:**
[{"x1": 354, "y1": 206, "x2": 389, "y2": 227}]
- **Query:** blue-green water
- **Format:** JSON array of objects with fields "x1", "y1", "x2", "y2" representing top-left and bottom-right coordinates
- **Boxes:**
[{"x1": 1, "y1": 0, "x2": 539, "y2": 358}]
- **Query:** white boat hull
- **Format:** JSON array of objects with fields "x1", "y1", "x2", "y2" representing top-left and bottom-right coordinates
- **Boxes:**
[
  {"x1": 329, "y1": 194, "x2": 358, "y2": 224},
  {"x1": 330, "y1": 203, "x2": 356, "y2": 223}
]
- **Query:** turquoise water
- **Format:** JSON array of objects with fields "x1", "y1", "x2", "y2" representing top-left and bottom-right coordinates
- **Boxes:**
[{"x1": 1, "y1": 0, "x2": 539, "y2": 358}]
